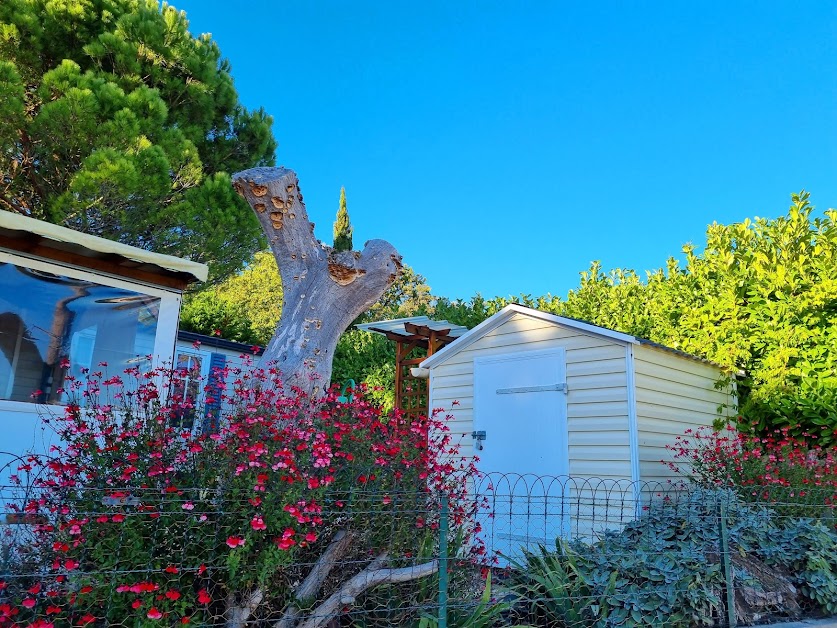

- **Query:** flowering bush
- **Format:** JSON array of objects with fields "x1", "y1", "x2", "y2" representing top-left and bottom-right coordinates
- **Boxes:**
[
  {"x1": 666, "y1": 422, "x2": 837, "y2": 508},
  {"x1": 1, "y1": 359, "x2": 479, "y2": 627}
]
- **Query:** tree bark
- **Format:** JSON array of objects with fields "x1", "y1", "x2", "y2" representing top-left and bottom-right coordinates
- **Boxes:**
[
  {"x1": 275, "y1": 530, "x2": 355, "y2": 628},
  {"x1": 232, "y1": 167, "x2": 401, "y2": 397},
  {"x1": 225, "y1": 587, "x2": 265, "y2": 628},
  {"x1": 296, "y1": 553, "x2": 438, "y2": 628}
]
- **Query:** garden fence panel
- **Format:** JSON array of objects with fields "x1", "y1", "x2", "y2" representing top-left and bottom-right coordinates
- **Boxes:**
[{"x1": 2, "y1": 471, "x2": 835, "y2": 627}]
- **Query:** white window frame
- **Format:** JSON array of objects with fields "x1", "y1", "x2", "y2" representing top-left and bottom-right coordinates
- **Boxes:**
[{"x1": 172, "y1": 346, "x2": 212, "y2": 435}]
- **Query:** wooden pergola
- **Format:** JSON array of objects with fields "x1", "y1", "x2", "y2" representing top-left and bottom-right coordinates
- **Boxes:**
[{"x1": 356, "y1": 317, "x2": 468, "y2": 420}]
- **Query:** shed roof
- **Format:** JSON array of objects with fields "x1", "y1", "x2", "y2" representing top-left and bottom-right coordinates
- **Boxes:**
[
  {"x1": 419, "y1": 304, "x2": 737, "y2": 373},
  {"x1": 0, "y1": 211, "x2": 208, "y2": 287}
]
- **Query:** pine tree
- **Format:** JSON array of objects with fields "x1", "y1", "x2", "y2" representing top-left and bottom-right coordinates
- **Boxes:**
[
  {"x1": 332, "y1": 186, "x2": 353, "y2": 252},
  {"x1": 0, "y1": 0, "x2": 277, "y2": 280}
]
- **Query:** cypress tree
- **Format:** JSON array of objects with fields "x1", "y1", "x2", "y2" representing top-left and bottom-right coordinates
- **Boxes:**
[{"x1": 333, "y1": 186, "x2": 353, "y2": 252}]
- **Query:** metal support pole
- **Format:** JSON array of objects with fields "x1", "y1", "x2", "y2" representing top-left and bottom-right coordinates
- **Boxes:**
[
  {"x1": 438, "y1": 494, "x2": 449, "y2": 628},
  {"x1": 719, "y1": 495, "x2": 737, "y2": 627}
]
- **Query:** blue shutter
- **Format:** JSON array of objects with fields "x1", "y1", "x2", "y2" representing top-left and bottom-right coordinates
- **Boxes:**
[{"x1": 202, "y1": 353, "x2": 227, "y2": 434}]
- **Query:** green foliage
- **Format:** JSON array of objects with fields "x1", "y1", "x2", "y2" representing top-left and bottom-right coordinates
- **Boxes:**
[
  {"x1": 0, "y1": 0, "x2": 277, "y2": 280},
  {"x1": 362, "y1": 265, "x2": 434, "y2": 322},
  {"x1": 511, "y1": 541, "x2": 617, "y2": 626},
  {"x1": 180, "y1": 250, "x2": 282, "y2": 345},
  {"x1": 418, "y1": 573, "x2": 528, "y2": 628},
  {"x1": 759, "y1": 519, "x2": 837, "y2": 613},
  {"x1": 333, "y1": 186, "x2": 353, "y2": 252},
  {"x1": 562, "y1": 192, "x2": 837, "y2": 442},
  {"x1": 509, "y1": 489, "x2": 837, "y2": 626},
  {"x1": 332, "y1": 331, "x2": 396, "y2": 410}
]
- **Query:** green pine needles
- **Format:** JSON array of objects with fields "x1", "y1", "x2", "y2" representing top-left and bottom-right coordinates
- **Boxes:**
[{"x1": 0, "y1": 0, "x2": 277, "y2": 281}]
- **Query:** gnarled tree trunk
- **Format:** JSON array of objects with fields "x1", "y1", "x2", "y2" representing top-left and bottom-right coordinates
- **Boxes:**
[{"x1": 232, "y1": 167, "x2": 401, "y2": 396}]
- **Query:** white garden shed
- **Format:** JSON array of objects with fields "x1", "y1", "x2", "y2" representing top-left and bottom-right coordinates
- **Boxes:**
[
  {"x1": 420, "y1": 304, "x2": 737, "y2": 486},
  {"x1": 419, "y1": 304, "x2": 737, "y2": 552}
]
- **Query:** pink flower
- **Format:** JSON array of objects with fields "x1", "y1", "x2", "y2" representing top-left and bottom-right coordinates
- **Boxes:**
[
  {"x1": 250, "y1": 517, "x2": 267, "y2": 531},
  {"x1": 22, "y1": 598, "x2": 37, "y2": 609}
]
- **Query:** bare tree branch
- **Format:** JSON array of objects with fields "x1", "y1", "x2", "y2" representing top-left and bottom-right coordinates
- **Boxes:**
[
  {"x1": 275, "y1": 530, "x2": 356, "y2": 628},
  {"x1": 297, "y1": 553, "x2": 438, "y2": 628},
  {"x1": 225, "y1": 587, "x2": 265, "y2": 628}
]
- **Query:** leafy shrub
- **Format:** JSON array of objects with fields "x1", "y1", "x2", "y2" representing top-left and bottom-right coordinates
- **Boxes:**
[
  {"x1": 509, "y1": 488, "x2": 837, "y2": 626},
  {"x1": 758, "y1": 519, "x2": 837, "y2": 614}
]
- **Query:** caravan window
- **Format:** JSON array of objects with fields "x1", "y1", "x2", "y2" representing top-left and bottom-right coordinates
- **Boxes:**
[{"x1": 0, "y1": 261, "x2": 161, "y2": 404}]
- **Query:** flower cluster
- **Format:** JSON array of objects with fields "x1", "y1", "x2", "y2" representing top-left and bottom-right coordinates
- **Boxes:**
[
  {"x1": 1, "y1": 361, "x2": 479, "y2": 626},
  {"x1": 666, "y1": 421, "x2": 837, "y2": 505}
]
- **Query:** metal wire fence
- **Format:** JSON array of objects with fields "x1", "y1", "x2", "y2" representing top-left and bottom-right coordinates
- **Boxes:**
[{"x1": 1, "y1": 471, "x2": 836, "y2": 627}]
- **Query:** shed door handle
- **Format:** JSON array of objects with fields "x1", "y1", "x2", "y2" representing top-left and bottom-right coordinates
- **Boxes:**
[{"x1": 496, "y1": 383, "x2": 567, "y2": 394}]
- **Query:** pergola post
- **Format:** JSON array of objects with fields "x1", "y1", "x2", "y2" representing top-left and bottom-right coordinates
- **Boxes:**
[{"x1": 360, "y1": 319, "x2": 466, "y2": 420}]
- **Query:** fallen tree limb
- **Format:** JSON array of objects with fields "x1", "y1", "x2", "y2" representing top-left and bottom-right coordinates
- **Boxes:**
[
  {"x1": 226, "y1": 587, "x2": 265, "y2": 628},
  {"x1": 275, "y1": 530, "x2": 356, "y2": 628},
  {"x1": 296, "y1": 553, "x2": 438, "y2": 628}
]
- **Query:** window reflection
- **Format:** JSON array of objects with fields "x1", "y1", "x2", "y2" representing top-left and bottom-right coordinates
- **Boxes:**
[
  {"x1": 170, "y1": 352, "x2": 204, "y2": 430},
  {"x1": 0, "y1": 262, "x2": 160, "y2": 404}
]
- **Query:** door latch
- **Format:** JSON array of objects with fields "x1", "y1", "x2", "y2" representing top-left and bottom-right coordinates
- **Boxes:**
[{"x1": 472, "y1": 430, "x2": 486, "y2": 450}]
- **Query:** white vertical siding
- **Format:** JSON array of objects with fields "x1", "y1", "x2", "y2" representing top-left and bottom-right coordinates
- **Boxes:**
[
  {"x1": 633, "y1": 344, "x2": 737, "y2": 485},
  {"x1": 430, "y1": 312, "x2": 633, "y2": 483}
]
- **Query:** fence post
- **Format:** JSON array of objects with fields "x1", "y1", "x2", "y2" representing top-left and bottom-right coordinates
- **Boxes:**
[
  {"x1": 438, "y1": 494, "x2": 449, "y2": 628},
  {"x1": 718, "y1": 494, "x2": 737, "y2": 628}
]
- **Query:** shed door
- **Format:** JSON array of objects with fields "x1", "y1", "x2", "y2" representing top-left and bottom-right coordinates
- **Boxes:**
[{"x1": 474, "y1": 348, "x2": 569, "y2": 561}]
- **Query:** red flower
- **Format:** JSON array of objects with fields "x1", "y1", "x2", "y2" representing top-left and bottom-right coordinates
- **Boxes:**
[
  {"x1": 226, "y1": 536, "x2": 245, "y2": 548},
  {"x1": 165, "y1": 590, "x2": 181, "y2": 601},
  {"x1": 197, "y1": 589, "x2": 211, "y2": 605},
  {"x1": 250, "y1": 517, "x2": 267, "y2": 531},
  {"x1": 164, "y1": 565, "x2": 179, "y2": 574},
  {"x1": 22, "y1": 599, "x2": 37, "y2": 609},
  {"x1": 147, "y1": 608, "x2": 162, "y2": 620}
]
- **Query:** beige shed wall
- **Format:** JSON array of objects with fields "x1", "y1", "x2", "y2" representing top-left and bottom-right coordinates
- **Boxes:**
[
  {"x1": 429, "y1": 312, "x2": 633, "y2": 482},
  {"x1": 633, "y1": 344, "x2": 736, "y2": 485}
]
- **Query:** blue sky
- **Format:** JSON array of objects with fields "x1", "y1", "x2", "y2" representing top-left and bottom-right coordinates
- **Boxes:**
[{"x1": 176, "y1": 1, "x2": 836, "y2": 301}]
